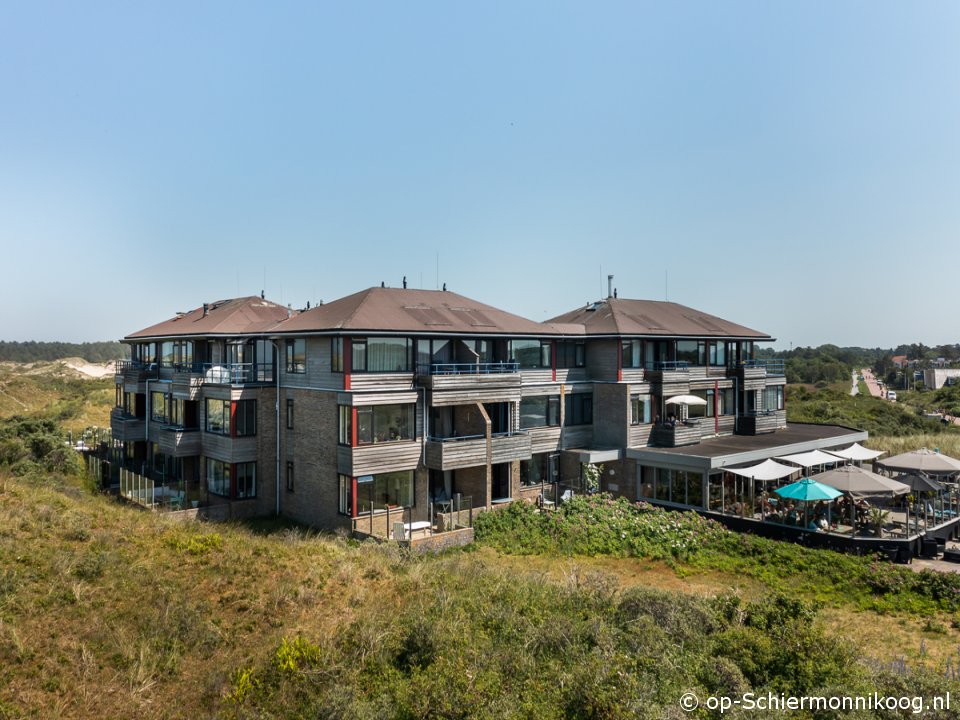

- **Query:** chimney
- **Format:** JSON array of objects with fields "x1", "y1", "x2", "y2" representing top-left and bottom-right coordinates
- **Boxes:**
[
  {"x1": 607, "y1": 274, "x2": 614, "y2": 299},
  {"x1": 260, "y1": 290, "x2": 265, "y2": 299},
  {"x1": 442, "y1": 282, "x2": 447, "y2": 291},
  {"x1": 202, "y1": 303, "x2": 209, "y2": 317},
  {"x1": 306, "y1": 301, "x2": 310, "y2": 310},
  {"x1": 614, "y1": 288, "x2": 618, "y2": 299},
  {"x1": 403, "y1": 275, "x2": 407, "y2": 289},
  {"x1": 381, "y1": 281, "x2": 385, "y2": 288},
  {"x1": 287, "y1": 303, "x2": 292, "y2": 318}
]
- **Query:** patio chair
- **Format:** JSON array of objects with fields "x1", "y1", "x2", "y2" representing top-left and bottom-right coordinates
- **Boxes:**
[{"x1": 392, "y1": 521, "x2": 408, "y2": 541}]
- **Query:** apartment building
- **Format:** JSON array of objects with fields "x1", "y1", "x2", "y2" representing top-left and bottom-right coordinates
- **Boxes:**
[{"x1": 111, "y1": 285, "x2": 865, "y2": 534}]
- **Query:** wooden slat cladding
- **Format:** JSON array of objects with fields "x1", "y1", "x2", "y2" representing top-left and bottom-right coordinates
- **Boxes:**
[
  {"x1": 424, "y1": 433, "x2": 532, "y2": 471},
  {"x1": 649, "y1": 423, "x2": 702, "y2": 447},
  {"x1": 202, "y1": 434, "x2": 259, "y2": 463},
  {"x1": 419, "y1": 373, "x2": 521, "y2": 391},
  {"x1": 586, "y1": 340, "x2": 619, "y2": 381},
  {"x1": 109, "y1": 412, "x2": 146, "y2": 442},
  {"x1": 157, "y1": 429, "x2": 202, "y2": 457},
  {"x1": 339, "y1": 441, "x2": 423, "y2": 476},
  {"x1": 627, "y1": 424, "x2": 653, "y2": 447},
  {"x1": 561, "y1": 426, "x2": 593, "y2": 449},
  {"x1": 429, "y1": 389, "x2": 521, "y2": 407},
  {"x1": 337, "y1": 391, "x2": 419, "y2": 406},
  {"x1": 348, "y1": 373, "x2": 415, "y2": 392},
  {"x1": 528, "y1": 426, "x2": 562, "y2": 454},
  {"x1": 739, "y1": 411, "x2": 787, "y2": 435},
  {"x1": 299, "y1": 337, "x2": 344, "y2": 389}
]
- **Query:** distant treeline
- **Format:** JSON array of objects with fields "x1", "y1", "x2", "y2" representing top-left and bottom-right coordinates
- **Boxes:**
[
  {"x1": 0, "y1": 341, "x2": 127, "y2": 363},
  {"x1": 757, "y1": 344, "x2": 886, "y2": 385}
]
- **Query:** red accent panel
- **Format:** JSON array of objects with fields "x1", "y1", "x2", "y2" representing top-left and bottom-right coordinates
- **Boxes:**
[
  {"x1": 351, "y1": 407, "x2": 358, "y2": 447},
  {"x1": 351, "y1": 476, "x2": 358, "y2": 519}
]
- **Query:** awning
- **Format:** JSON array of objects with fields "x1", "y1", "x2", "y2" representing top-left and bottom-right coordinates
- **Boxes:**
[
  {"x1": 776, "y1": 449, "x2": 843, "y2": 468},
  {"x1": 825, "y1": 442, "x2": 885, "y2": 462},
  {"x1": 875, "y1": 447, "x2": 960, "y2": 475},
  {"x1": 725, "y1": 458, "x2": 799, "y2": 481},
  {"x1": 775, "y1": 477, "x2": 843, "y2": 502},
  {"x1": 812, "y1": 465, "x2": 910, "y2": 496}
]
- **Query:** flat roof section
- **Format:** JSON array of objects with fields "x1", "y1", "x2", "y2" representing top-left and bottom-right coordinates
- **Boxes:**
[{"x1": 626, "y1": 423, "x2": 868, "y2": 473}]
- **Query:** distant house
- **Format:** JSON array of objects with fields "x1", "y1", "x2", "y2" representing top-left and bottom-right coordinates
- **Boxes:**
[
  {"x1": 923, "y1": 368, "x2": 960, "y2": 390},
  {"x1": 892, "y1": 355, "x2": 909, "y2": 369}
]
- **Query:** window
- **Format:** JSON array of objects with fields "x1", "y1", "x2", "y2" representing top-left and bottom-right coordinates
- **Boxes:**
[
  {"x1": 688, "y1": 390, "x2": 714, "y2": 418},
  {"x1": 236, "y1": 462, "x2": 256, "y2": 498},
  {"x1": 285, "y1": 339, "x2": 306, "y2": 373},
  {"x1": 709, "y1": 342, "x2": 726, "y2": 367},
  {"x1": 172, "y1": 340, "x2": 193, "y2": 368},
  {"x1": 205, "y1": 399, "x2": 229, "y2": 435},
  {"x1": 520, "y1": 453, "x2": 556, "y2": 487},
  {"x1": 151, "y1": 391, "x2": 168, "y2": 423},
  {"x1": 519, "y1": 395, "x2": 560, "y2": 429},
  {"x1": 630, "y1": 394, "x2": 651, "y2": 425},
  {"x1": 556, "y1": 340, "x2": 585, "y2": 369},
  {"x1": 355, "y1": 404, "x2": 415, "y2": 444},
  {"x1": 622, "y1": 340, "x2": 643, "y2": 369},
  {"x1": 286, "y1": 399, "x2": 294, "y2": 429},
  {"x1": 351, "y1": 337, "x2": 412, "y2": 372},
  {"x1": 722, "y1": 388, "x2": 735, "y2": 415},
  {"x1": 675, "y1": 341, "x2": 705, "y2": 366},
  {"x1": 286, "y1": 461, "x2": 294, "y2": 492},
  {"x1": 355, "y1": 470, "x2": 414, "y2": 514},
  {"x1": 160, "y1": 341, "x2": 175, "y2": 367},
  {"x1": 764, "y1": 386, "x2": 784, "y2": 411},
  {"x1": 338, "y1": 474, "x2": 351, "y2": 515},
  {"x1": 235, "y1": 400, "x2": 256, "y2": 436},
  {"x1": 564, "y1": 393, "x2": 593, "y2": 426},
  {"x1": 206, "y1": 458, "x2": 230, "y2": 497},
  {"x1": 331, "y1": 337, "x2": 344, "y2": 372},
  {"x1": 338, "y1": 405, "x2": 352, "y2": 445},
  {"x1": 655, "y1": 468, "x2": 704, "y2": 507},
  {"x1": 170, "y1": 398, "x2": 184, "y2": 427},
  {"x1": 510, "y1": 340, "x2": 551, "y2": 369}
]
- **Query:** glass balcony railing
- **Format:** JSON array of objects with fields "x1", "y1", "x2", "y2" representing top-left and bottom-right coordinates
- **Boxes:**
[{"x1": 418, "y1": 361, "x2": 519, "y2": 376}]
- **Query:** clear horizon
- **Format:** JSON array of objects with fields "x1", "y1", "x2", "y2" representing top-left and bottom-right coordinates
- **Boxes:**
[{"x1": 2, "y1": 2, "x2": 957, "y2": 350}]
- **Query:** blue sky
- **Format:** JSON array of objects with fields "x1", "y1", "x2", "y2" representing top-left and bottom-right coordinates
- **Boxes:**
[{"x1": 2, "y1": 1, "x2": 958, "y2": 349}]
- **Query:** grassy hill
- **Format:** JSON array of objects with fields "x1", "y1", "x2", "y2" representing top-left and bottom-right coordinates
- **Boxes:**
[
  {"x1": 1, "y1": 475, "x2": 959, "y2": 719},
  {"x1": 0, "y1": 363, "x2": 113, "y2": 433}
]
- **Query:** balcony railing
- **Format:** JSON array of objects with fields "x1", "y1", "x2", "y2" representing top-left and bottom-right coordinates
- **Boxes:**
[
  {"x1": 428, "y1": 430, "x2": 527, "y2": 442},
  {"x1": 418, "y1": 361, "x2": 519, "y2": 376},
  {"x1": 646, "y1": 360, "x2": 690, "y2": 372},
  {"x1": 168, "y1": 362, "x2": 276, "y2": 384},
  {"x1": 742, "y1": 359, "x2": 786, "y2": 376}
]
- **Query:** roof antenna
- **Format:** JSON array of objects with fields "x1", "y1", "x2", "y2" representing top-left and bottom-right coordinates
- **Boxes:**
[{"x1": 403, "y1": 275, "x2": 407, "y2": 289}]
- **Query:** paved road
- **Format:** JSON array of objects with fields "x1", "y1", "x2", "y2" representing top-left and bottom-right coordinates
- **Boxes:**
[{"x1": 860, "y1": 368, "x2": 884, "y2": 398}]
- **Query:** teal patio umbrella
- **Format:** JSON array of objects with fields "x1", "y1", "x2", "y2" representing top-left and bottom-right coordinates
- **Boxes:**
[
  {"x1": 775, "y1": 477, "x2": 843, "y2": 502},
  {"x1": 775, "y1": 478, "x2": 843, "y2": 530}
]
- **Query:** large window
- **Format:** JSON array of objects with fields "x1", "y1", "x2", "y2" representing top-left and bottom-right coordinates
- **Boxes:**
[
  {"x1": 151, "y1": 391, "x2": 168, "y2": 423},
  {"x1": 205, "y1": 399, "x2": 229, "y2": 435},
  {"x1": 285, "y1": 339, "x2": 306, "y2": 373},
  {"x1": 565, "y1": 393, "x2": 593, "y2": 426},
  {"x1": 520, "y1": 453, "x2": 556, "y2": 487},
  {"x1": 338, "y1": 406, "x2": 352, "y2": 445},
  {"x1": 235, "y1": 400, "x2": 256, "y2": 436},
  {"x1": 510, "y1": 340, "x2": 551, "y2": 369},
  {"x1": 160, "y1": 341, "x2": 175, "y2": 367},
  {"x1": 355, "y1": 470, "x2": 415, "y2": 514},
  {"x1": 763, "y1": 386, "x2": 784, "y2": 412},
  {"x1": 331, "y1": 337, "x2": 344, "y2": 372},
  {"x1": 676, "y1": 341, "x2": 705, "y2": 366},
  {"x1": 519, "y1": 395, "x2": 560, "y2": 429},
  {"x1": 339, "y1": 474, "x2": 351, "y2": 515},
  {"x1": 355, "y1": 404, "x2": 415, "y2": 444},
  {"x1": 206, "y1": 458, "x2": 230, "y2": 497},
  {"x1": 688, "y1": 390, "x2": 714, "y2": 418},
  {"x1": 722, "y1": 388, "x2": 735, "y2": 415},
  {"x1": 630, "y1": 394, "x2": 651, "y2": 425},
  {"x1": 622, "y1": 340, "x2": 643, "y2": 369},
  {"x1": 654, "y1": 468, "x2": 704, "y2": 507},
  {"x1": 236, "y1": 462, "x2": 256, "y2": 498},
  {"x1": 556, "y1": 341, "x2": 585, "y2": 369},
  {"x1": 352, "y1": 337, "x2": 412, "y2": 372},
  {"x1": 709, "y1": 342, "x2": 726, "y2": 367}
]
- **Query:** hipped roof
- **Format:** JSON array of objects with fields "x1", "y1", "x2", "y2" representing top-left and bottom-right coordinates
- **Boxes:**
[
  {"x1": 126, "y1": 297, "x2": 292, "y2": 340},
  {"x1": 274, "y1": 287, "x2": 558, "y2": 336},
  {"x1": 547, "y1": 298, "x2": 772, "y2": 339}
]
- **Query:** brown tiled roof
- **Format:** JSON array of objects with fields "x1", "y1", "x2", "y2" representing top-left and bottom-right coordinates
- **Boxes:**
[
  {"x1": 125, "y1": 297, "x2": 293, "y2": 339},
  {"x1": 547, "y1": 298, "x2": 771, "y2": 339},
  {"x1": 274, "y1": 287, "x2": 559, "y2": 336}
]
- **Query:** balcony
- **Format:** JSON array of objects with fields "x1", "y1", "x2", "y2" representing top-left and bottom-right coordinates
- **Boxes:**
[
  {"x1": 737, "y1": 410, "x2": 786, "y2": 435},
  {"x1": 167, "y1": 362, "x2": 276, "y2": 386},
  {"x1": 110, "y1": 409, "x2": 146, "y2": 442},
  {"x1": 417, "y1": 362, "x2": 522, "y2": 404},
  {"x1": 114, "y1": 360, "x2": 158, "y2": 385},
  {"x1": 425, "y1": 431, "x2": 531, "y2": 470},
  {"x1": 649, "y1": 420, "x2": 703, "y2": 448},
  {"x1": 156, "y1": 427, "x2": 202, "y2": 457}
]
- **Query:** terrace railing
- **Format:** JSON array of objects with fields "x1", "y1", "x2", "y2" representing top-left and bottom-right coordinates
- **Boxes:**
[
  {"x1": 418, "y1": 361, "x2": 519, "y2": 376},
  {"x1": 646, "y1": 360, "x2": 690, "y2": 372},
  {"x1": 742, "y1": 359, "x2": 786, "y2": 376}
]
